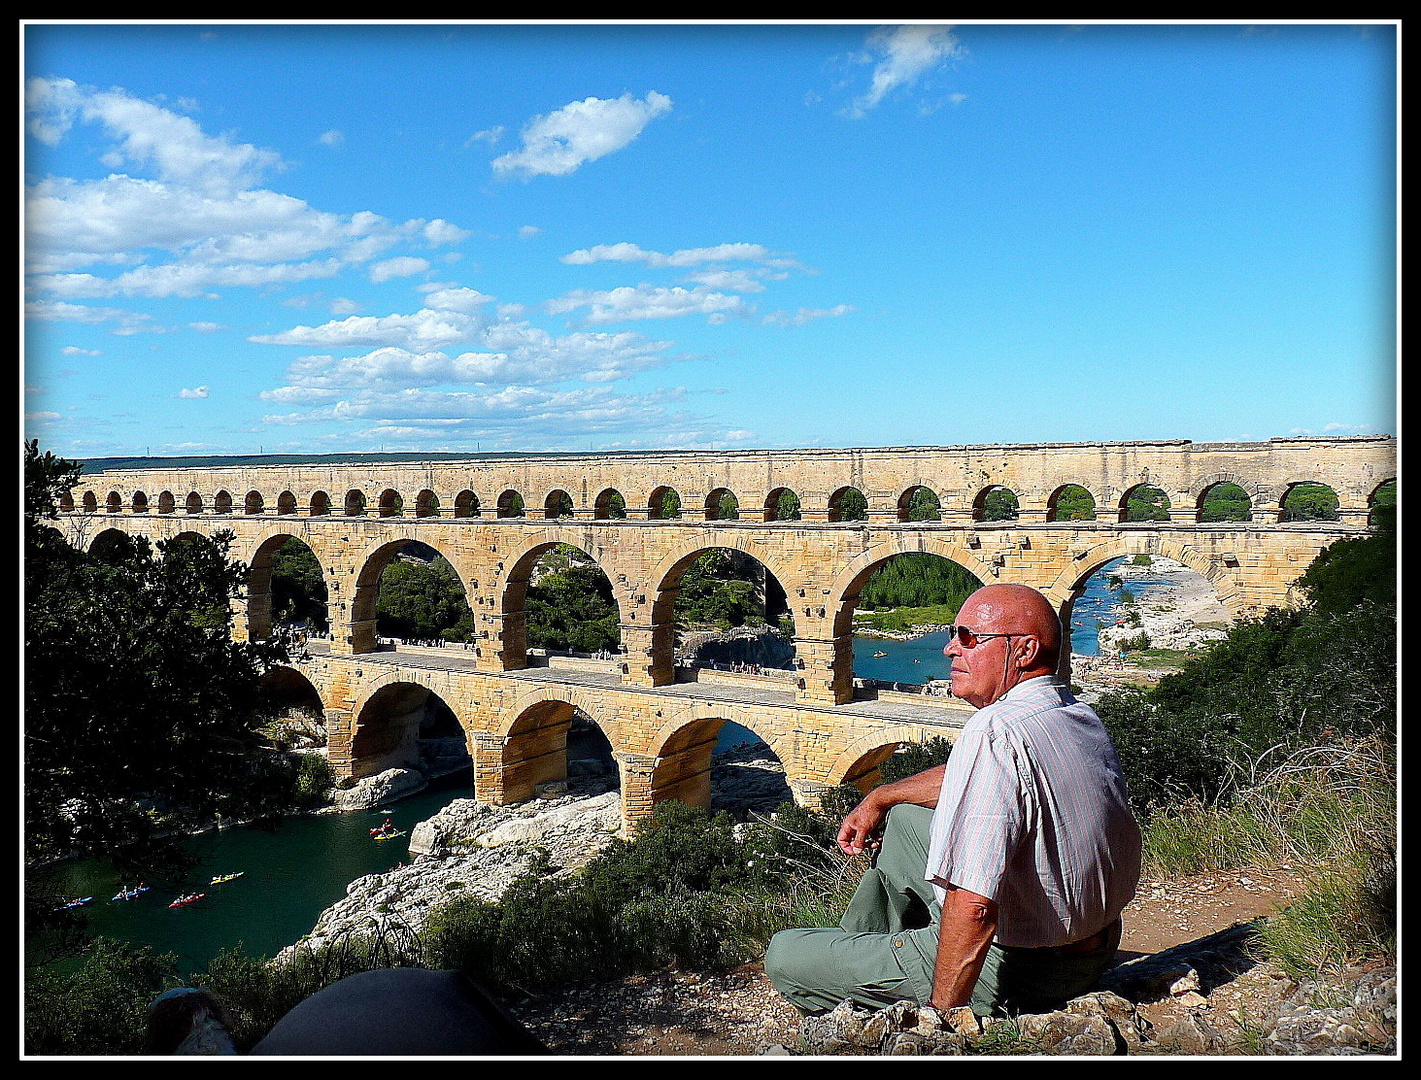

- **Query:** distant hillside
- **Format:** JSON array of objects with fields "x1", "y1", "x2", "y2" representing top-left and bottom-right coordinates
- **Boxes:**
[{"x1": 76, "y1": 451, "x2": 579, "y2": 474}]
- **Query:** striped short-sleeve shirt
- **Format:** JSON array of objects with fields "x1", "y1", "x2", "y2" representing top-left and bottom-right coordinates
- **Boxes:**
[{"x1": 925, "y1": 676, "x2": 1142, "y2": 949}]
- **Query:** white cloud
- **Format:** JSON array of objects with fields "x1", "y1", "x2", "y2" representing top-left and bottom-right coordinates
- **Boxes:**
[
  {"x1": 844, "y1": 25, "x2": 963, "y2": 118},
  {"x1": 548, "y1": 284, "x2": 754, "y2": 325},
  {"x1": 369, "y1": 256, "x2": 430, "y2": 283},
  {"x1": 189, "y1": 321, "x2": 224, "y2": 332},
  {"x1": 518, "y1": 225, "x2": 541, "y2": 240},
  {"x1": 318, "y1": 129, "x2": 344, "y2": 148},
  {"x1": 60, "y1": 345, "x2": 101, "y2": 356},
  {"x1": 561, "y1": 241, "x2": 787, "y2": 268},
  {"x1": 762, "y1": 304, "x2": 856, "y2": 326},
  {"x1": 492, "y1": 91, "x2": 672, "y2": 178},
  {"x1": 177, "y1": 385, "x2": 209, "y2": 398}
]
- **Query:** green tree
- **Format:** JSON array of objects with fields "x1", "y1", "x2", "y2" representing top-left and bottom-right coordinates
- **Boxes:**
[
  {"x1": 906, "y1": 487, "x2": 939, "y2": 522},
  {"x1": 658, "y1": 488, "x2": 682, "y2": 519},
  {"x1": 1199, "y1": 482, "x2": 1252, "y2": 522},
  {"x1": 834, "y1": 488, "x2": 868, "y2": 521},
  {"x1": 1052, "y1": 484, "x2": 1096, "y2": 521},
  {"x1": 25, "y1": 444, "x2": 302, "y2": 882},
  {"x1": 375, "y1": 552, "x2": 474, "y2": 640},
  {"x1": 1282, "y1": 482, "x2": 1340, "y2": 522},
  {"x1": 980, "y1": 487, "x2": 1019, "y2": 521},
  {"x1": 525, "y1": 557, "x2": 621, "y2": 653},
  {"x1": 773, "y1": 489, "x2": 801, "y2": 521},
  {"x1": 271, "y1": 538, "x2": 329, "y2": 632},
  {"x1": 1125, "y1": 485, "x2": 1171, "y2": 522},
  {"x1": 858, "y1": 553, "x2": 980, "y2": 611}
]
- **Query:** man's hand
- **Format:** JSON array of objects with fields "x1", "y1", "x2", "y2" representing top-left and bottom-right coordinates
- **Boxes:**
[{"x1": 836, "y1": 798, "x2": 886, "y2": 856}]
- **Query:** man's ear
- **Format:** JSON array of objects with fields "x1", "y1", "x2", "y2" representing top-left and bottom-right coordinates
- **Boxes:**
[{"x1": 1014, "y1": 634, "x2": 1042, "y2": 669}]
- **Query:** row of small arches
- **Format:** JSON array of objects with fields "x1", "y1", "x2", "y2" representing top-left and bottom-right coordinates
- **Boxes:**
[{"x1": 66, "y1": 477, "x2": 1393, "y2": 525}]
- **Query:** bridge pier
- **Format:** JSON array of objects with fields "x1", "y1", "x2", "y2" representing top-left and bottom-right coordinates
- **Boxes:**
[{"x1": 616, "y1": 752, "x2": 658, "y2": 835}]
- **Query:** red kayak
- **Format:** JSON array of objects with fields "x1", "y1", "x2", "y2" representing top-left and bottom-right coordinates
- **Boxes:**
[{"x1": 168, "y1": 892, "x2": 206, "y2": 909}]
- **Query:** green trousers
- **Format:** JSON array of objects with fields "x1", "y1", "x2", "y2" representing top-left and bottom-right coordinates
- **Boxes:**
[{"x1": 764, "y1": 804, "x2": 1121, "y2": 1017}]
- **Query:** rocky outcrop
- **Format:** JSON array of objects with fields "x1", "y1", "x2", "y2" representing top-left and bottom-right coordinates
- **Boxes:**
[
  {"x1": 793, "y1": 922, "x2": 1397, "y2": 1056},
  {"x1": 331, "y1": 767, "x2": 427, "y2": 812},
  {"x1": 677, "y1": 626, "x2": 795, "y2": 670}
]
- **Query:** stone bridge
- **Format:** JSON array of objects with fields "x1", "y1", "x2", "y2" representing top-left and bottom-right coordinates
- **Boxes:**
[{"x1": 60, "y1": 436, "x2": 1395, "y2": 832}]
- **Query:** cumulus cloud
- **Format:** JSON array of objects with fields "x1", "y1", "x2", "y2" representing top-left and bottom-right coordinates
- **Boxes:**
[
  {"x1": 844, "y1": 24, "x2": 963, "y2": 118},
  {"x1": 548, "y1": 284, "x2": 754, "y2": 325},
  {"x1": 369, "y1": 256, "x2": 430, "y2": 283},
  {"x1": 561, "y1": 241, "x2": 789, "y2": 268},
  {"x1": 24, "y1": 78, "x2": 469, "y2": 302},
  {"x1": 762, "y1": 304, "x2": 856, "y2": 326},
  {"x1": 318, "y1": 129, "x2": 344, "y2": 148},
  {"x1": 177, "y1": 385, "x2": 209, "y2": 398},
  {"x1": 492, "y1": 91, "x2": 672, "y2": 178}
]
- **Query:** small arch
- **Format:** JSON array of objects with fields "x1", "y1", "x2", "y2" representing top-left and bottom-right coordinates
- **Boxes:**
[
  {"x1": 378, "y1": 489, "x2": 404, "y2": 517},
  {"x1": 828, "y1": 486, "x2": 868, "y2": 522},
  {"x1": 82, "y1": 491, "x2": 98, "y2": 513},
  {"x1": 974, "y1": 485, "x2": 1019, "y2": 522},
  {"x1": 310, "y1": 490, "x2": 332, "y2": 516},
  {"x1": 497, "y1": 489, "x2": 525, "y2": 518},
  {"x1": 60, "y1": 489, "x2": 75, "y2": 513},
  {"x1": 1120, "y1": 484, "x2": 1171, "y2": 522},
  {"x1": 91, "y1": 527, "x2": 146, "y2": 561},
  {"x1": 344, "y1": 489, "x2": 367, "y2": 516},
  {"x1": 106, "y1": 491, "x2": 123, "y2": 514},
  {"x1": 649, "y1": 486, "x2": 682, "y2": 520},
  {"x1": 897, "y1": 486, "x2": 939, "y2": 522},
  {"x1": 1047, "y1": 484, "x2": 1096, "y2": 522},
  {"x1": 1368, "y1": 478, "x2": 1397, "y2": 528},
  {"x1": 765, "y1": 487, "x2": 801, "y2": 522},
  {"x1": 245, "y1": 490, "x2": 265, "y2": 515},
  {"x1": 256, "y1": 535, "x2": 330, "y2": 637},
  {"x1": 595, "y1": 488, "x2": 627, "y2": 519},
  {"x1": 415, "y1": 489, "x2": 440, "y2": 517},
  {"x1": 543, "y1": 490, "x2": 574, "y2": 519},
  {"x1": 131, "y1": 491, "x2": 149, "y2": 514},
  {"x1": 277, "y1": 490, "x2": 298, "y2": 515},
  {"x1": 184, "y1": 491, "x2": 202, "y2": 515},
  {"x1": 454, "y1": 490, "x2": 480, "y2": 518},
  {"x1": 1196, "y1": 482, "x2": 1252, "y2": 523},
  {"x1": 705, "y1": 488, "x2": 739, "y2": 521},
  {"x1": 213, "y1": 490, "x2": 233, "y2": 514},
  {"x1": 156, "y1": 491, "x2": 175, "y2": 514}
]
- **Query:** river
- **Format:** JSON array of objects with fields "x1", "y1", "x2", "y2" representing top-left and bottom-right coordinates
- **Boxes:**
[{"x1": 37, "y1": 559, "x2": 1150, "y2": 974}]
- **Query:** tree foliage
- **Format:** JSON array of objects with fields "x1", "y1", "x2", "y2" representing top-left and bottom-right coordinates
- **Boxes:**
[
  {"x1": 374, "y1": 551, "x2": 474, "y2": 641},
  {"x1": 25, "y1": 442, "x2": 301, "y2": 879},
  {"x1": 858, "y1": 553, "x2": 981, "y2": 611},
  {"x1": 525, "y1": 550, "x2": 621, "y2": 653}
]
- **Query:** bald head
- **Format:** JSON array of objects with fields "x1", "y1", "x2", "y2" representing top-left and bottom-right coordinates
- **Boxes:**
[{"x1": 958, "y1": 584, "x2": 1062, "y2": 672}]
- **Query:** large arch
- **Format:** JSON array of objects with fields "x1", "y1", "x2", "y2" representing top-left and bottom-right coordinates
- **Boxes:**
[
  {"x1": 495, "y1": 689, "x2": 620, "y2": 804},
  {"x1": 494, "y1": 533, "x2": 625, "y2": 671},
  {"x1": 348, "y1": 679, "x2": 463, "y2": 781},
  {"x1": 246, "y1": 530, "x2": 331, "y2": 640},
  {"x1": 347, "y1": 535, "x2": 475, "y2": 654}
]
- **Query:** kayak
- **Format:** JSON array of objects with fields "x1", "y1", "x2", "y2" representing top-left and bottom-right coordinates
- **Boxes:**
[
  {"x1": 373, "y1": 829, "x2": 407, "y2": 841},
  {"x1": 112, "y1": 884, "x2": 150, "y2": 901},
  {"x1": 55, "y1": 896, "x2": 93, "y2": 911},
  {"x1": 209, "y1": 872, "x2": 245, "y2": 885},
  {"x1": 168, "y1": 892, "x2": 206, "y2": 909}
]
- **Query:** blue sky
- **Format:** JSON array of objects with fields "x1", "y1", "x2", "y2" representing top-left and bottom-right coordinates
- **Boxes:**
[{"x1": 22, "y1": 21, "x2": 1398, "y2": 459}]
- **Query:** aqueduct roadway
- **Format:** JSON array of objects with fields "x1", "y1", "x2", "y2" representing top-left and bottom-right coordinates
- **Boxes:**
[{"x1": 61, "y1": 436, "x2": 1396, "y2": 832}]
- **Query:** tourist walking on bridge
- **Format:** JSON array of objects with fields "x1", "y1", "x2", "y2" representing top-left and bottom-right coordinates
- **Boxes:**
[{"x1": 765, "y1": 583, "x2": 1141, "y2": 1019}]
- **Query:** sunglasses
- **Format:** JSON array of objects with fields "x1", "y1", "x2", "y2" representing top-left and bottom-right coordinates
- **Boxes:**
[{"x1": 946, "y1": 625, "x2": 1027, "y2": 649}]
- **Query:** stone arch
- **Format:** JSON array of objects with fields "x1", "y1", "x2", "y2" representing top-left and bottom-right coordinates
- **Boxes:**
[
  {"x1": 644, "y1": 535, "x2": 799, "y2": 685},
  {"x1": 648, "y1": 485, "x2": 682, "y2": 520},
  {"x1": 1046, "y1": 483, "x2": 1097, "y2": 522},
  {"x1": 1279, "y1": 480, "x2": 1341, "y2": 522},
  {"x1": 213, "y1": 490, "x2": 233, "y2": 515},
  {"x1": 1195, "y1": 480, "x2": 1254, "y2": 523},
  {"x1": 1043, "y1": 536, "x2": 1242, "y2": 624},
  {"x1": 828, "y1": 485, "x2": 868, "y2": 522},
  {"x1": 453, "y1": 490, "x2": 481, "y2": 518},
  {"x1": 83, "y1": 490, "x2": 98, "y2": 513},
  {"x1": 244, "y1": 489, "x2": 265, "y2": 515},
  {"x1": 594, "y1": 488, "x2": 627, "y2": 519},
  {"x1": 1187, "y1": 471, "x2": 1266, "y2": 507},
  {"x1": 89, "y1": 526, "x2": 144, "y2": 560},
  {"x1": 277, "y1": 490, "x2": 298, "y2": 515},
  {"x1": 59, "y1": 488, "x2": 75, "y2": 513},
  {"x1": 496, "y1": 489, "x2": 525, "y2": 518},
  {"x1": 348, "y1": 679, "x2": 459, "y2": 781},
  {"x1": 344, "y1": 489, "x2": 368, "y2": 517},
  {"x1": 106, "y1": 491, "x2": 123, "y2": 513},
  {"x1": 493, "y1": 689, "x2": 620, "y2": 805},
  {"x1": 543, "y1": 489, "x2": 574, "y2": 519},
  {"x1": 648, "y1": 706, "x2": 794, "y2": 815},
  {"x1": 378, "y1": 488, "x2": 404, "y2": 517},
  {"x1": 827, "y1": 735, "x2": 922, "y2": 795},
  {"x1": 704, "y1": 487, "x2": 739, "y2": 521},
  {"x1": 310, "y1": 490, "x2": 332, "y2": 516},
  {"x1": 1118, "y1": 482, "x2": 1172, "y2": 522},
  {"x1": 494, "y1": 532, "x2": 625, "y2": 671},
  {"x1": 764, "y1": 486, "x2": 801, "y2": 521},
  {"x1": 131, "y1": 491, "x2": 149, "y2": 513},
  {"x1": 896, "y1": 485, "x2": 940, "y2": 522},
  {"x1": 258, "y1": 665, "x2": 326, "y2": 722},
  {"x1": 415, "y1": 489, "x2": 440, "y2": 517},
  {"x1": 349, "y1": 535, "x2": 475, "y2": 651},
  {"x1": 1367, "y1": 477, "x2": 1397, "y2": 527},
  {"x1": 973, "y1": 485, "x2": 1019, "y2": 522},
  {"x1": 246, "y1": 530, "x2": 332, "y2": 641}
]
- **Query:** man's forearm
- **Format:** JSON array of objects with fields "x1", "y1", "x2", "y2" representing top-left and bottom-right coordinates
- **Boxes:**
[
  {"x1": 930, "y1": 887, "x2": 998, "y2": 1011},
  {"x1": 837, "y1": 764, "x2": 946, "y2": 854}
]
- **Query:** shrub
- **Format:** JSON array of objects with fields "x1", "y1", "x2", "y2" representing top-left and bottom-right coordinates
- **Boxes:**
[{"x1": 25, "y1": 938, "x2": 179, "y2": 1055}]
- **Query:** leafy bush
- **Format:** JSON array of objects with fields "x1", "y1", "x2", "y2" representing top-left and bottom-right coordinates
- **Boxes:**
[{"x1": 25, "y1": 938, "x2": 178, "y2": 1055}]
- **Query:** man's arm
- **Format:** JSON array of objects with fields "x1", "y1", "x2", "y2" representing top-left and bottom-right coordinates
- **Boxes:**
[
  {"x1": 836, "y1": 764, "x2": 947, "y2": 855},
  {"x1": 929, "y1": 885, "x2": 998, "y2": 1010}
]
